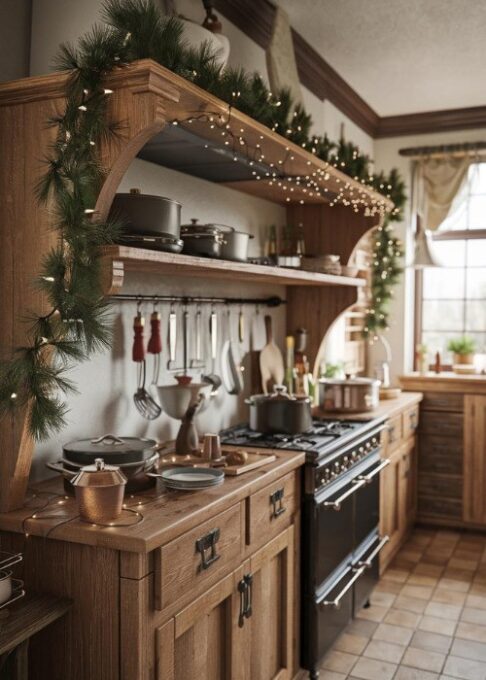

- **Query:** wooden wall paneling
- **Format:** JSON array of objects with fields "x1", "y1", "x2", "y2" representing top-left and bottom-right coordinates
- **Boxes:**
[
  {"x1": 463, "y1": 395, "x2": 486, "y2": 524},
  {"x1": 0, "y1": 532, "x2": 119, "y2": 680}
]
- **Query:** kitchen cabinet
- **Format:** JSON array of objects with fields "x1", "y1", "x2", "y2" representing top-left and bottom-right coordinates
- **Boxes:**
[
  {"x1": 378, "y1": 395, "x2": 420, "y2": 572},
  {"x1": 401, "y1": 374, "x2": 486, "y2": 529}
]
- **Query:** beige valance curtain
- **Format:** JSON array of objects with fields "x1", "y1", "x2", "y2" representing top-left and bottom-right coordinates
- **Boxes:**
[
  {"x1": 414, "y1": 156, "x2": 470, "y2": 231},
  {"x1": 266, "y1": 6, "x2": 303, "y2": 108}
]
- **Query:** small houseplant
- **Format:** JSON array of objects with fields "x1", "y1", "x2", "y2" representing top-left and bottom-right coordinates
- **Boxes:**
[{"x1": 447, "y1": 336, "x2": 476, "y2": 365}]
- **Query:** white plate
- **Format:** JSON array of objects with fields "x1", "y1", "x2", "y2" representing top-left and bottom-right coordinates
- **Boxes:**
[{"x1": 160, "y1": 467, "x2": 224, "y2": 490}]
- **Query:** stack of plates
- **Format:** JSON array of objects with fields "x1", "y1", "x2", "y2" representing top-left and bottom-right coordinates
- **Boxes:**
[{"x1": 157, "y1": 467, "x2": 224, "y2": 491}]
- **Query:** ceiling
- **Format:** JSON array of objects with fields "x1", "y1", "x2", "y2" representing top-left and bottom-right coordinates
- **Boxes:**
[{"x1": 277, "y1": 0, "x2": 486, "y2": 116}]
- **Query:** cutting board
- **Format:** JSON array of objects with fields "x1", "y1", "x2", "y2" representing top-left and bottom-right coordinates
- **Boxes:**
[
  {"x1": 259, "y1": 315, "x2": 285, "y2": 393},
  {"x1": 223, "y1": 450, "x2": 276, "y2": 475}
]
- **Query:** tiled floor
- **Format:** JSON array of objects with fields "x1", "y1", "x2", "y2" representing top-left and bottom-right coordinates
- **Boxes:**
[{"x1": 320, "y1": 528, "x2": 486, "y2": 680}]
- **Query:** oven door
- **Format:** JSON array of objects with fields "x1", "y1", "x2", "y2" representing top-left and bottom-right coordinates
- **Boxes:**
[
  {"x1": 353, "y1": 531, "x2": 390, "y2": 615},
  {"x1": 354, "y1": 456, "x2": 390, "y2": 555}
]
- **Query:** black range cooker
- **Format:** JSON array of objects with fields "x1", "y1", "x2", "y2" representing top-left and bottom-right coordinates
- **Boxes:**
[{"x1": 220, "y1": 417, "x2": 390, "y2": 679}]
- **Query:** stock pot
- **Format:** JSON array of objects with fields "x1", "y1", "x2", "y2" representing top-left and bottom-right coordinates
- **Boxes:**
[
  {"x1": 246, "y1": 385, "x2": 312, "y2": 434},
  {"x1": 319, "y1": 377, "x2": 380, "y2": 413}
]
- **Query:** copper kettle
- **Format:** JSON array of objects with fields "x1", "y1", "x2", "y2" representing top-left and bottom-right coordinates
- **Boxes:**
[{"x1": 71, "y1": 458, "x2": 127, "y2": 524}]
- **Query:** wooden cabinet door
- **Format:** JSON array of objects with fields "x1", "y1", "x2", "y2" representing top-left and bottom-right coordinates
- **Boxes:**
[
  {"x1": 245, "y1": 527, "x2": 295, "y2": 680},
  {"x1": 156, "y1": 565, "x2": 247, "y2": 680},
  {"x1": 401, "y1": 438, "x2": 417, "y2": 532},
  {"x1": 380, "y1": 447, "x2": 402, "y2": 567},
  {"x1": 463, "y1": 395, "x2": 486, "y2": 524}
]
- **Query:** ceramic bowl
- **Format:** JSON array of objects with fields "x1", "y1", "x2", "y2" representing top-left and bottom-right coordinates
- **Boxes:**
[{"x1": 156, "y1": 381, "x2": 213, "y2": 420}]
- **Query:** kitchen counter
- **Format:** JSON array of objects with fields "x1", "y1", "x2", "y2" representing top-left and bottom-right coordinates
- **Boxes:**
[
  {"x1": 313, "y1": 391, "x2": 423, "y2": 421},
  {"x1": 0, "y1": 448, "x2": 305, "y2": 554},
  {"x1": 400, "y1": 372, "x2": 486, "y2": 394}
]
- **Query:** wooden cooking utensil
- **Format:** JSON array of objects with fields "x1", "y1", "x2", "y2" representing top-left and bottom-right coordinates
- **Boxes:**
[{"x1": 259, "y1": 314, "x2": 285, "y2": 394}]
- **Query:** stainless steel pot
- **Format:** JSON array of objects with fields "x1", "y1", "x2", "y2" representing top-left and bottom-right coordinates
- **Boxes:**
[
  {"x1": 218, "y1": 225, "x2": 253, "y2": 262},
  {"x1": 109, "y1": 188, "x2": 181, "y2": 239},
  {"x1": 318, "y1": 376, "x2": 380, "y2": 413},
  {"x1": 246, "y1": 385, "x2": 312, "y2": 434},
  {"x1": 181, "y1": 219, "x2": 225, "y2": 258},
  {"x1": 47, "y1": 434, "x2": 159, "y2": 493}
]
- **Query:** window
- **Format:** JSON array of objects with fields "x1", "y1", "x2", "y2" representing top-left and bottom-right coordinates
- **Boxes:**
[{"x1": 416, "y1": 162, "x2": 486, "y2": 364}]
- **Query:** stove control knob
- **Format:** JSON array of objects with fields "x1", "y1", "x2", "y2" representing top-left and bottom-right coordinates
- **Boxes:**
[
  {"x1": 334, "y1": 461, "x2": 340, "y2": 471},
  {"x1": 324, "y1": 468, "x2": 331, "y2": 480},
  {"x1": 366, "y1": 441, "x2": 372, "y2": 450},
  {"x1": 359, "y1": 446, "x2": 365, "y2": 454},
  {"x1": 343, "y1": 455, "x2": 349, "y2": 467},
  {"x1": 351, "y1": 451, "x2": 357, "y2": 459},
  {"x1": 372, "y1": 437, "x2": 378, "y2": 446}
]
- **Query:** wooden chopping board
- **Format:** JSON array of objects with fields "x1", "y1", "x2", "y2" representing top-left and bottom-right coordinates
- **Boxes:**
[{"x1": 259, "y1": 315, "x2": 285, "y2": 393}]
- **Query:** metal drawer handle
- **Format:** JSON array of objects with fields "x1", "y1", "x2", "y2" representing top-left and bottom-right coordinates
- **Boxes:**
[
  {"x1": 195, "y1": 528, "x2": 221, "y2": 572},
  {"x1": 320, "y1": 566, "x2": 366, "y2": 609},
  {"x1": 270, "y1": 488, "x2": 286, "y2": 518},
  {"x1": 388, "y1": 424, "x2": 396, "y2": 441},
  {"x1": 357, "y1": 535, "x2": 390, "y2": 569},
  {"x1": 238, "y1": 578, "x2": 247, "y2": 627},
  {"x1": 358, "y1": 459, "x2": 390, "y2": 484},
  {"x1": 323, "y1": 479, "x2": 366, "y2": 511},
  {"x1": 409, "y1": 411, "x2": 418, "y2": 429},
  {"x1": 244, "y1": 573, "x2": 253, "y2": 619}
]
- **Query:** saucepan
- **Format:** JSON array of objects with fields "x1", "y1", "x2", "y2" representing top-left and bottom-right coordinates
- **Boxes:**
[{"x1": 318, "y1": 376, "x2": 380, "y2": 413}]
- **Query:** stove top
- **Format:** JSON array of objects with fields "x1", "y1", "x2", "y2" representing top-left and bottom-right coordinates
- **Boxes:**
[{"x1": 220, "y1": 418, "x2": 377, "y2": 457}]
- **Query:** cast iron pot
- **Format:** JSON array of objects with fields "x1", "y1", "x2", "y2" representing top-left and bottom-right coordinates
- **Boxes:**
[
  {"x1": 246, "y1": 385, "x2": 312, "y2": 435},
  {"x1": 181, "y1": 219, "x2": 225, "y2": 258},
  {"x1": 46, "y1": 434, "x2": 159, "y2": 494},
  {"x1": 109, "y1": 188, "x2": 181, "y2": 239},
  {"x1": 318, "y1": 376, "x2": 380, "y2": 413},
  {"x1": 218, "y1": 225, "x2": 253, "y2": 262}
]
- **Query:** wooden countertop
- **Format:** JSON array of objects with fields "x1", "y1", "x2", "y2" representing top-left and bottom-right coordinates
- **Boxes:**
[
  {"x1": 0, "y1": 449, "x2": 305, "y2": 554},
  {"x1": 400, "y1": 373, "x2": 486, "y2": 394},
  {"x1": 314, "y1": 391, "x2": 423, "y2": 421}
]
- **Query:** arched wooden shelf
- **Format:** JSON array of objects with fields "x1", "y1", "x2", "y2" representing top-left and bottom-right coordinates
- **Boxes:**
[{"x1": 0, "y1": 59, "x2": 389, "y2": 511}]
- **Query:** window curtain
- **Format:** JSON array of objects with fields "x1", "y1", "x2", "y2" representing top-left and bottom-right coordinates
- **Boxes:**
[{"x1": 414, "y1": 156, "x2": 470, "y2": 231}]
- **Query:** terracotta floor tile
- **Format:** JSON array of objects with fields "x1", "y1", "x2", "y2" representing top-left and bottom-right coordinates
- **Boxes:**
[
  {"x1": 351, "y1": 656, "x2": 397, "y2": 680},
  {"x1": 461, "y1": 607, "x2": 486, "y2": 626},
  {"x1": 394, "y1": 556, "x2": 419, "y2": 571},
  {"x1": 395, "y1": 667, "x2": 439, "y2": 680},
  {"x1": 448, "y1": 557, "x2": 479, "y2": 572},
  {"x1": 431, "y1": 589, "x2": 467, "y2": 606},
  {"x1": 437, "y1": 578, "x2": 470, "y2": 593},
  {"x1": 424, "y1": 602, "x2": 462, "y2": 621},
  {"x1": 410, "y1": 630, "x2": 452, "y2": 653},
  {"x1": 450, "y1": 637, "x2": 486, "y2": 662},
  {"x1": 334, "y1": 633, "x2": 369, "y2": 655},
  {"x1": 407, "y1": 574, "x2": 439, "y2": 587},
  {"x1": 454, "y1": 548, "x2": 483, "y2": 560},
  {"x1": 321, "y1": 650, "x2": 359, "y2": 674},
  {"x1": 470, "y1": 582, "x2": 486, "y2": 594},
  {"x1": 356, "y1": 604, "x2": 389, "y2": 622},
  {"x1": 394, "y1": 594, "x2": 428, "y2": 614},
  {"x1": 373, "y1": 622, "x2": 414, "y2": 645},
  {"x1": 376, "y1": 580, "x2": 405, "y2": 595},
  {"x1": 383, "y1": 568, "x2": 410, "y2": 584},
  {"x1": 421, "y1": 553, "x2": 450, "y2": 567},
  {"x1": 455, "y1": 621, "x2": 486, "y2": 643},
  {"x1": 317, "y1": 672, "x2": 347, "y2": 680},
  {"x1": 443, "y1": 656, "x2": 486, "y2": 680},
  {"x1": 401, "y1": 647, "x2": 446, "y2": 673},
  {"x1": 399, "y1": 549, "x2": 424, "y2": 563},
  {"x1": 371, "y1": 591, "x2": 396, "y2": 608},
  {"x1": 466, "y1": 593, "x2": 486, "y2": 610},
  {"x1": 400, "y1": 584, "x2": 435, "y2": 601},
  {"x1": 414, "y1": 563, "x2": 446, "y2": 577},
  {"x1": 346, "y1": 619, "x2": 378, "y2": 639},
  {"x1": 435, "y1": 530, "x2": 461, "y2": 543},
  {"x1": 384, "y1": 608, "x2": 421, "y2": 629},
  {"x1": 363, "y1": 639, "x2": 405, "y2": 663},
  {"x1": 418, "y1": 615, "x2": 457, "y2": 637},
  {"x1": 443, "y1": 568, "x2": 475, "y2": 583}
]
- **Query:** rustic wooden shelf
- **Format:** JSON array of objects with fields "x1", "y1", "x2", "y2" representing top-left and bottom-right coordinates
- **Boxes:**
[{"x1": 100, "y1": 245, "x2": 366, "y2": 294}]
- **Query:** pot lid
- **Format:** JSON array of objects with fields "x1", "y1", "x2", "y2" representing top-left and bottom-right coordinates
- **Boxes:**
[
  {"x1": 71, "y1": 458, "x2": 127, "y2": 488},
  {"x1": 63, "y1": 434, "x2": 157, "y2": 465},
  {"x1": 114, "y1": 189, "x2": 181, "y2": 206},
  {"x1": 181, "y1": 219, "x2": 224, "y2": 236},
  {"x1": 320, "y1": 377, "x2": 381, "y2": 386},
  {"x1": 248, "y1": 385, "x2": 310, "y2": 404}
]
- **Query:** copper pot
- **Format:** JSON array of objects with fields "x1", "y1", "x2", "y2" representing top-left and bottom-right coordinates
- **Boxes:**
[{"x1": 71, "y1": 458, "x2": 127, "y2": 524}]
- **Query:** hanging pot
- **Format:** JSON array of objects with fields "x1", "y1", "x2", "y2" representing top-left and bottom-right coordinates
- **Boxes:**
[
  {"x1": 109, "y1": 189, "x2": 181, "y2": 239},
  {"x1": 71, "y1": 458, "x2": 127, "y2": 524}
]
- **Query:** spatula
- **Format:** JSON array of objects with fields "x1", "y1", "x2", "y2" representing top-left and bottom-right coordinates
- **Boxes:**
[{"x1": 259, "y1": 314, "x2": 285, "y2": 394}]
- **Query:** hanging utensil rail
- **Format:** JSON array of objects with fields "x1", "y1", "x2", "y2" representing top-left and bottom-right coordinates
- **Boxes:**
[{"x1": 110, "y1": 294, "x2": 286, "y2": 306}]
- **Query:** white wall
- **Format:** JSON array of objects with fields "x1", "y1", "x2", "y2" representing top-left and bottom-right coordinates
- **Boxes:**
[
  {"x1": 373, "y1": 127, "x2": 486, "y2": 381},
  {"x1": 0, "y1": 0, "x2": 31, "y2": 82}
]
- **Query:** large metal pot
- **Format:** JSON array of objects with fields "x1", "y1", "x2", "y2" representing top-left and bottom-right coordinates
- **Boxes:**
[
  {"x1": 218, "y1": 225, "x2": 253, "y2": 262},
  {"x1": 319, "y1": 376, "x2": 380, "y2": 413},
  {"x1": 109, "y1": 188, "x2": 181, "y2": 239},
  {"x1": 246, "y1": 385, "x2": 312, "y2": 434},
  {"x1": 181, "y1": 219, "x2": 225, "y2": 258},
  {"x1": 46, "y1": 434, "x2": 159, "y2": 494}
]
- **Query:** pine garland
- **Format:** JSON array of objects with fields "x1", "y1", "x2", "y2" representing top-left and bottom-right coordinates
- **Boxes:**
[{"x1": 0, "y1": 0, "x2": 407, "y2": 439}]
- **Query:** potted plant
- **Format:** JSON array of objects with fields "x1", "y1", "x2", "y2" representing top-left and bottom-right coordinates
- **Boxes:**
[{"x1": 447, "y1": 336, "x2": 476, "y2": 365}]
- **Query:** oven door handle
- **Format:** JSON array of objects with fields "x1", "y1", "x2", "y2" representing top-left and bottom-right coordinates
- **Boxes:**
[
  {"x1": 357, "y1": 458, "x2": 390, "y2": 484},
  {"x1": 356, "y1": 535, "x2": 390, "y2": 569},
  {"x1": 320, "y1": 566, "x2": 366, "y2": 609},
  {"x1": 322, "y1": 479, "x2": 366, "y2": 511}
]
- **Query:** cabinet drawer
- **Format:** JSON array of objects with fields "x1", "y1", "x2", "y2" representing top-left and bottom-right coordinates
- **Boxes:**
[
  {"x1": 154, "y1": 503, "x2": 242, "y2": 611},
  {"x1": 418, "y1": 473, "x2": 463, "y2": 500},
  {"x1": 403, "y1": 405, "x2": 419, "y2": 440},
  {"x1": 421, "y1": 392, "x2": 464, "y2": 413},
  {"x1": 418, "y1": 495, "x2": 462, "y2": 519},
  {"x1": 247, "y1": 472, "x2": 297, "y2": 550},
  {"x1": 420, "y1": 411, "x2": 463, "y2": 437},
  {"x1": 419, "y1": 434, "x2": 463, "y2": 475},
  {"x1": 383, "y1": 414, "x2": 403, "y2": 452}
]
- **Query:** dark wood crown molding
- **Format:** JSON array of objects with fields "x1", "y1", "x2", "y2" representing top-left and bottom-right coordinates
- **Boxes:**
[{"x1": 214, "y1": 0, "x2": 486, "y2": 140}]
